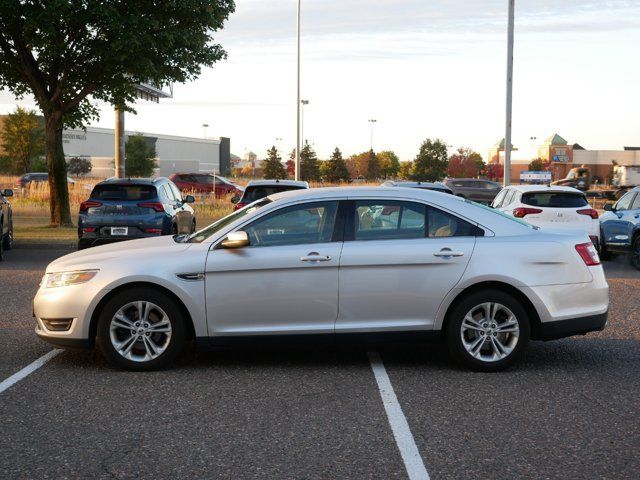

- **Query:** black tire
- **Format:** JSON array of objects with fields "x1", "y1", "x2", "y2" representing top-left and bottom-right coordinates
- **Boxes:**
[
  {"x1": 2, "y1": 220, "x2": 13, "y2": 251},
  {"x1": 0, "y1": 221, "x2": 4, "y2": 262},
  {"x1": 631, "y1": 235, "x2": 640, "y2": 271},
  {"x1": 599, "y1": 233, "x2": 613, "y2": 261},
  {"x1": 191, "y1": 219, "x2": 196, "y2": 233},
  {"x1": 171, "y1": 223, "x2": 178, "y2": 235},
  {"x1": 446, "y1": 290, "x2": 530, "y2": 372},
  {"x1": 96, "y1": 287, "x2": 187, "y2": 371}
]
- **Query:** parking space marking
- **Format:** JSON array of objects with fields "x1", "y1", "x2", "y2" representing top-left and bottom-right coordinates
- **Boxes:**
[
  {"x1": 0, "y1": 350, "x2": 62, "y2": 395},
  {"x1": 368, "y1": 351, "x2": 430, "y2": 480}
]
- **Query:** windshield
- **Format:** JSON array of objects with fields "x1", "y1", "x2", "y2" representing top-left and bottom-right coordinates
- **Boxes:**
[
  {"x1": 465, "y1": 199, "x2": 538, "y2": 229},
  {"x1": 186, "y1": 198, "x2": 272, "y2": 243}
]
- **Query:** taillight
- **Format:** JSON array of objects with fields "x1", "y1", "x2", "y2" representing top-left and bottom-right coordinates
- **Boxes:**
[
  {"x1": 145, "y1": 228, "x2": 163, "y2": 235},
  {"x1": 80, "y1": 200, "x2": 102, "y2": 212},
  {"x1": 82, "y1": 227, "x2": 95, "y2": 233},
  {"x1": 138, "y1": 202, "x2": 165, "y2": 212},
  {"x1": 513, "y1": 207, "x2": 542, "y2": 218},
  {"x1": 577, "y1": 208, "x2": 599, "y2": 219},
  {"x1": 575, "y1": 242, "x2": 600, "y2": 266},
  {"x1": 234, "y1": 202, "x2": 247, "y2": 211}
]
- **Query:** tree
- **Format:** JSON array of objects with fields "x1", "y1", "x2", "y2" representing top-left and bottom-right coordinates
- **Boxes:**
[
  {"x1": 286, "y1": 149, "x2": 295, "y2": 177},
  {"x1": 528, "y1": 158, "x2": 550, "y2": 171},
  {"x1": 125, "y1": 134, "x2": 157, "y2": 177},
  {"x1": 300, "y1": 142, "x2": 320, "y2": 182},
  {"x1": 0, "y1": 106, "x2": 44, "y2": 174},
  {"x1": 262, "y1": 146, "x2": 287, "y2": 179},
  {"x1": 447, "y1": 147, "x2": 484, "y2": 178},
  {"x1": 365, "y1": 149, "x2": 380, "y2": 180},
  {"x1": 67, "y1": 157, "x2": 92, "y2": 177},
  {"x1": 487, "y1": 163, "x2": 504, "y2": 181},
  {"x1": 0, "y1": 1, "x2": 234, "y2": 226},
  {"x1": 377, "y1": 150, "x2": 400, "y2": 178},
  {"x1": 398, "y1": 161, "x2": 413, "y2": 179},
  {"x1": 412, "y1": 138, "x2": 449, "y2": 181},
  {"x1": 321, "y1": 147, "x2": 350, "y2": 183}
]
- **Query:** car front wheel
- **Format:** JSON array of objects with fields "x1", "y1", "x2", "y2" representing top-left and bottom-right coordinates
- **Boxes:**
[
  {"x1": 2, "y1": 220, "x2": 13, "y2": 250},
  {"x1": 446, "y1": 290, "x2": 530, "y2": 372},
  {"x1": 631, "y1": 236, "x2": 640, "y2": 271},
  {"x1": 97, "y1": 288, "x2": 186, "y2": 371}
]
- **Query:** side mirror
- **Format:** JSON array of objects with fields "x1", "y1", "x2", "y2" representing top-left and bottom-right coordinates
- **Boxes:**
[
  {"x1": 603, "y1": 203, "x2": 613, "y2": 212},
  {"x1": 2, "y1": 189, "x2": 13, "y2": 197},
  {"x1": 221, "y1": 231, "x2": 250, "y2": 249},
  {"x1": 230, "y1": 195, "x2": 240, "y2": 204},
  {"x1": 184, "y1": 194, "x2": 195, "y2": 204}
]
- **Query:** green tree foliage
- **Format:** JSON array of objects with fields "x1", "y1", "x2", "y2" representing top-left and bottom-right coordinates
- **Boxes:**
[
  {"x1": 447, "y1": 147, "x2": 485, "y2": 178},
  {"x1": 125, "y1": 134, "x2": 157, "y2": 177},
  {"x1": 321, "y1": 147, "x2": 350, "y2": 183},
  {"x1": 377, "y1": 150, "x2": 400, "y2": 178},
  {"x1": 398, "y1": 161, "x2": 414, "y2": 179},
  {"x1": 67, "y1": 157, "x2": 92, "y2": 176},
  {"x1": 262, "y1": 146, "x2": 287, "y2": 179},
  {"x1": 528, "y1": 158, "x2": 550, "y2": 171},
  {"x1": 412, "y1": 138, "x2": 449, "y2": 181},
  {"x1": 0, "y1": 1, "x2": 234, "y2": 225},
  {"x1": 0, "y1": 106, "x2": 44, "y2": 174},
  {"x1": 365, "y1": 149, "x2": 380, "y2": 180},
  {"x1": 300, "y1": 142, "x2": 320, "y2": 182}
]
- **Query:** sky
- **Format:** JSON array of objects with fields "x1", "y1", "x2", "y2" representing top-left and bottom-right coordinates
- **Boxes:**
[{"x1": 1, "y1": 0, "x2": 639, "y2": 161}]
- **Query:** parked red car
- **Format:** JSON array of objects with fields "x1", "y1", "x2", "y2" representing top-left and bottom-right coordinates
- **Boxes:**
[{"x1": 168, "y1": 173, "x2": 242, "y2": 198}]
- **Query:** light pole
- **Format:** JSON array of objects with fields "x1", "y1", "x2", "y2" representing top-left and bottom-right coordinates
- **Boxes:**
[
  {"x1": 295, "y1": 0, "x2": 302, "y2": 181},
  {"x1": 202, "y1": 123, "x2": 209, "y2": 139},
  {"x1": 368, "y1": 119, "x2": 377, "y2": 151},
  {"x1": 301, "y1": 99, "x2": 309, "y2": 146},
  {"x1": 529, "y1": 136, "x2": 537, "y2": 160},
  {"x1": 504, "y1": 0, "x2": 515, "y2": 186}
]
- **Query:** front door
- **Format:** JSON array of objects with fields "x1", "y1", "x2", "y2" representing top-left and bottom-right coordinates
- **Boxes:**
[
  {"x1": 336, "y1": 200, "x2": 476, "y2": 332},
  {"x1": 205, "y1": 200, "x2": 342, "y2": 335}
]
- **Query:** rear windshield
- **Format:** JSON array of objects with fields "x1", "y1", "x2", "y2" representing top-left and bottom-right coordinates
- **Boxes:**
[
  {"x1": 521, "y1": 192, "x2": 588, "y2": 208},
  {"x1": 91, "y1": 184, "x2": 156, "y2": 201},
  {"x1": 243, "y1": 185, "x2": 306, "y2": 202}
]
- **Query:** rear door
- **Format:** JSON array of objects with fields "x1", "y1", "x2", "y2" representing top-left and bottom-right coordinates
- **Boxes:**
[{"x1": 336, "y1": 199, "x2": 477, "y2": 332}]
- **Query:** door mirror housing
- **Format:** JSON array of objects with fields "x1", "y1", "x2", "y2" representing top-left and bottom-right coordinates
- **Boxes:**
[
  {"x1": 603, "y1": 203, "x2": 614, "y2": 212},
  {"x1": 230, "y1": 195, "x2": 241, "y2": 204},
  {"x1": 1, "y1": 189, "x2": 13, "y2": 197},
  {"x1": 184, "y1": 194, "x2": 195, "y2": 204},
  {"x1": 221, "y1": 231, "x2": 250, "y2": 249}
]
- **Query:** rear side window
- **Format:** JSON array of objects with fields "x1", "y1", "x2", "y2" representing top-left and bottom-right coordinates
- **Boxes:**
[
  {"x1": 522, "y1": 192, "x2": 588, "y2": 208},
  {"x1": 91, "y1": 184, "x2": 156, "y2": 201},
  {"x1": 428, "y1": 208, "x2": 479, "y2": 237},
  {"x1": 243, "y1": 185, "x2": 306, "y2": 203},
  {"x1": 632, "y1": 193, "x2": 640, "y2": 210}
]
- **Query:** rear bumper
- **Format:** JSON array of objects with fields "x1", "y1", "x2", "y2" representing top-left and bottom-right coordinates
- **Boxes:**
[{"x1": 538, "y1": 311, "x2": 608, "y2": 340}]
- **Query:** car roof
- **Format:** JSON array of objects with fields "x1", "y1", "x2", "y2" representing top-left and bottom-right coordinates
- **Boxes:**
[
  {"x1": 445, "y1": 178, "x2": 495, "y2": 182},
  {"x1": 99, "y1": 177, "x2": 167, "y2": 186},
  {"x1": 505, "y1": 185, "x2": 584, "y2": 194},
  {"x1": 383, "y1": 181, "x2": 450, "y2": 189},
  {"x1": 245, "y1": 179, "x2": 309, "y2": 188}
]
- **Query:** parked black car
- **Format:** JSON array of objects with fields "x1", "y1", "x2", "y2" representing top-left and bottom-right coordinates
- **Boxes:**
[
  {"x1": 442, "y1": 178, "x2": 502, "y2": 204},
  {"x1": 78, "y1": 178, "x2": 195, "y2": 250},
  {"x1": 381, "y1": 180, "x2": 453, "y2": 195},
  {"x1": 0, "y1": 188, "x2": 14, "y2": 261}
]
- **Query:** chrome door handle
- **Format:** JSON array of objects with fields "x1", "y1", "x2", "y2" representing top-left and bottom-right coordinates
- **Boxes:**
[
  {"x1": 300, "y1": 253, "x2": 332, "y2": 262},
  {"x1": 434, "y1": 249, "x2": 464, "y2": 258}
]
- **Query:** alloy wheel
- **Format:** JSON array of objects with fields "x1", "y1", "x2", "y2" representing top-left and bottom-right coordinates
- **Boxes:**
[
  {"x1": 460, "y1": 302, "x2": 520, "y2": 363},
  {"x1": 109, "y1": 301, "x2": 172, "y2": 362}
]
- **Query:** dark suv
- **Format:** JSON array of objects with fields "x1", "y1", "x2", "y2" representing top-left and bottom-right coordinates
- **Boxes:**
[
  {"x1": 16, "y1": 172, "x2": 75, "y2": 190},
  {"x1": 0, "y1": 188, "x2": 14, "y2": 261},
  {"x1": 78, "y1": 178, "x2": 195, "y2": 250},
  {"x1": 443, "y1": 178, "x2": 501, "y2": 204}
]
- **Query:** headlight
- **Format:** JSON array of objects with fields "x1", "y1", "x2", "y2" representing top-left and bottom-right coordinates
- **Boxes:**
[{"x1": 45, "y1": 270, "x2": 98, "y2": 288}]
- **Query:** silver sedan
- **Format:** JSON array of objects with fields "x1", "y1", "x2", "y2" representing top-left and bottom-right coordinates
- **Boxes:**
[{"x1": 34, "y1": 187, "x2": 609, "y2": 371}]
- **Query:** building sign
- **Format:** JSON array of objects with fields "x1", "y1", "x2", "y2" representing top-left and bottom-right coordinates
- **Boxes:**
[
  {"x1": 62, "y1": 132, "x2": 87, "y2": 144},
  {"x1": 520, "y1": 171, "x2": 552, "y2": 184},
  {"x1": 550, "y1": 146, "x2": 570, "y2": 163}
]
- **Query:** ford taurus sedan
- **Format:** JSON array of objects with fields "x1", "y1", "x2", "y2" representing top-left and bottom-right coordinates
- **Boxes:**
[{"x1": 34, "y1": 187, "x2": 609, "y2": 372}]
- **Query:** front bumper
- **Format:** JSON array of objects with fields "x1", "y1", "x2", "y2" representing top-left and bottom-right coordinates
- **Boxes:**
[{"x1": 538, "y1": 311, "x2": 608, "y2": 340}]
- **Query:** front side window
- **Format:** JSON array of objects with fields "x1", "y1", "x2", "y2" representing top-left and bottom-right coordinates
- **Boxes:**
[
  {"x1": 244, "y1": 201, "x2": 338, "y2": 247},
  {"x1": 615, "y1": 192, "x2": 635, "y2": 211},
  {"x1": 168, "y1": 182, "x2": 183, "y2": 201},
  {"x1": 354, "y1": 201, "x2": 425, "y2": 241}
]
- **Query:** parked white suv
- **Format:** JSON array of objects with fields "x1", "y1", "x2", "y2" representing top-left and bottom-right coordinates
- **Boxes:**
[{"x1": 492, "y1": 185, "x2": 600, "y2": 248}]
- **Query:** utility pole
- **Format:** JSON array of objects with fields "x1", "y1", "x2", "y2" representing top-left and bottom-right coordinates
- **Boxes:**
[
  {"x1": 504, "y1": 0, "x2": 515, "y2": 186},
  {"x1": 202, "y1": 123, "x2": 209, "y2": 139},
  {"x1": 295, "y1": 0, "x2": 301, "y2": 181},
  {"x1": 114, "y1": 107, "x2": 125, "y2": 178},
  {"x1": 368, "y1": 119, "x2": 377, "y2": 151},
  {"x1": 301, "y1": 99, "x2": 309, "y2": 146}
]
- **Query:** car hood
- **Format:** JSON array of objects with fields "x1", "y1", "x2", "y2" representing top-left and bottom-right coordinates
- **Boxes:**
[{"x1": 46, "y1": 236, "x2": 191, "y2": 273}]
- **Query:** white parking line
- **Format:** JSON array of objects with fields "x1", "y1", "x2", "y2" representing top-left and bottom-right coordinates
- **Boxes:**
[
  {"x1": 368, "y1": 351, "x2": 430, "y2": 480},
  {"x1": 0, "y1": 350, "x2": 62, "y2": 395}
]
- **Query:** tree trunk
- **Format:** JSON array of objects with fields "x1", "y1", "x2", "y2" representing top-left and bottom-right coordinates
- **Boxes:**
[{"x1": 44, "y1": 111, "x2": 72, "y2": 226}]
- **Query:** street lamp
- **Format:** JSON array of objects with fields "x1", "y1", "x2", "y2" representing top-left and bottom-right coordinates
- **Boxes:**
[
  {"x1": 295, "y1": 0, "x2": 302, "y2": 181},
  {"x1": 301, "y1": 99, "x2": 309, "y2": 146},
  {"x1": 504, "y1": 0, "x2": 515, "y2": 186},
  {"x1": 368, "y1": 119, "x2": 377, "y2": 151},
  {"x1": 202, "y1": 123, "x2": 209, "y2": 139}
]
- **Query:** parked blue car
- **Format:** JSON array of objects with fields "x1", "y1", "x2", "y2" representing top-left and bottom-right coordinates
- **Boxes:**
[
  {"x1": 78, "y1": 178, "x2": 195, "y2": 250},
  {"x1": 599, "y1": 186, "x2": 640, "y2": 269}
]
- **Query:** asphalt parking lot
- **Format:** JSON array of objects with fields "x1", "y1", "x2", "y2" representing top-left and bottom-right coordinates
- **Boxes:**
[{"x1": 1, "y1": 247, "x2": 638, "y2": 479}]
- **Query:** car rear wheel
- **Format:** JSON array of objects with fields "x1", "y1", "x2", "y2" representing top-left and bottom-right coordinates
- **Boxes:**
[
  {"x1": 97, "y1": 288, "x2": 186, "y2": 371},
  {"x1": 446, "y1": 290, "x2": 530, "y2": 372},
  {"x1": 631, "y1": 236, "x2": 640, "y2": 271},
  {"x1": 0, "y1": 222, "x2": 4, "y2": 261}
]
